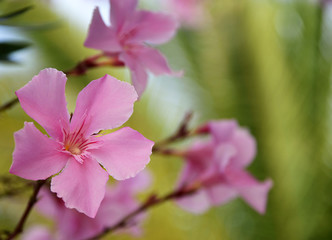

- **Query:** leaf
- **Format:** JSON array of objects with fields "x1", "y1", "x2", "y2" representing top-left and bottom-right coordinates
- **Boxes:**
[
  {"x1": 0, "y1": 5, "x2": 33, "y2": 21},
  {"x1": 0, "y1": 41, "x2": 30, "y2": 63},
  {"x1": 0, "y1": 21, "x2": 61, "y2": 30}
]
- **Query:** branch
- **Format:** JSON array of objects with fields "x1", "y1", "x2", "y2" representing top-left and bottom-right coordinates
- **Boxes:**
[
  {"x1": 64, "y1": 53, "x2": 124, "y2": 76},
  {"x1": 0, "y1": 98, "x2": 19, "y2": 112},
  {"x1": 153, "y1": 112, "x2": 194, "y2": 151},
  {"x1": 85, "y1": 185, "x2": 198, "y2": 240},
  {"x1": 5, "y1": 180, "x2": 46, "y2": 240},
  {"x1": 152, "y1": 147, "x2": 185, "y2": 156},
  {"x1": 0, "y1": 176, "x2": 32, "y2": 198}
]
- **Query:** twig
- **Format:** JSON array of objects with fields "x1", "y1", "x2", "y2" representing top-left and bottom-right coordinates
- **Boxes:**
[
  {"x1": 152, "y1": 146, "x2": 185, "y2": 156},
  {"x1": 0, "y1": 176, "x2": 32, "y2": 198},
  {"x1": 153, "y1": 112, "x2": 194, "y2": 151},
  {"x1": 0, "y1": 98, "x2": 18, "y2": 112},
  {"x1": 85, "y1": 185, "x2": 198, "y2": 240},
  {"x1": 5, "y1": 180, "x2": 46, "y2": 240},
  {"x1": 64, "y1": 53, "x2": 124, "y2": 76}
]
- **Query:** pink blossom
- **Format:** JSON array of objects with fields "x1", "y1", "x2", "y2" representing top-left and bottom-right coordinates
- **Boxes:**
[
  {"x1": 34, "y1": 171, "x2": 151, "y2": 240},
  {"x1": 176, "y1": 120, "x2": 273, "y2": 214},
  {"x1": 321, "y1": 0, "x2": 332, "y2": 6},
  {"x1": 84, "y1": 0, "x2": 181, "y2": 97},
  {"x1": 166, "y1": 0, "x2": 206, "y2": 28},
  {"x1": 10, "y1": 68, "x2": 154, "y2": 218}
]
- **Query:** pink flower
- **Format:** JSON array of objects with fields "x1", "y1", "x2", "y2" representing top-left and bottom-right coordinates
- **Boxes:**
[
  {"x1": 176, "y1": 120, "x2": 272, "y2": 214},
  {"x1": 10, "y1": 68, "x2": 154, "y2": 218},
  {"x1": 35, "y1": 171, "x2": 151, "y2": 240},
  {"x1": 84, "y1": 0, "x2": 181, "y2": 97}
]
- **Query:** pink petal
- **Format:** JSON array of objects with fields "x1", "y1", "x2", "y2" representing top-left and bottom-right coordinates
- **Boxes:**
[
  {"x1": 118, "y1": 169, "x2": 152, "y2": 193},
  {"x1": 207, "y1": 120, "x2": 238, "y2": 143},
  {"x1": 58, "y1": 209, "x2": 103, "y2": 240},
  {"x1": 22, "y1": 226, "x2": 54, "y2": 240},
  {"x1": 133, "y1": 46, "x2": 181, "y2": 76},
  {"x1": 213, "y1": 144, "x2": 236, "y2": 172},
  {"x1": 95, "y1": 186, "x2": 145, "y2": 236},
  {"x1": 185, "y1": 141, "x2": 215, "y2": 171},
  {"x1": 84, "y1": 7, "x2": 121, "y2": 52},
  {"x1": 38, "y1": 188, "x2": 103, "y2": 240},
  {"x1": 110, "y1": 0, "x2": 138, "y2": 31},
  {"x1": 89, "y1": 127, "x2": 154, "y2": 180},
  {"x1": 37, "y1": 187, "x2": 64, "y2": 219},
  {"x1": 230, "y1": 128, "x2": 257, "y2": 169},
  {"x1": 176, "y1": 157, "x2": 214, "y2": 214},
  {"x1": 169, "y1": 0, "x2": 206, "y2": 28},
  {"x1": 206, "y1": 184, "x2": 238, "y2": 206},
  {"x1": 10, "y1": 122, "x2": 69, "y2": 180},
  {"x1": 70, "y1": 74, "x2": 137, "y2": 136},
  {"x1": 177, "y1": 161, "x2": 201, "y2": 189},
  {"x1": 176, "y1": 189, "x2": 211, "y2": 214},
  {"x1": 227, "y1": 169, "x2": 273, "y2": 214},
  {"x1": 121, "y1": 46, "x2": 182, "y2": 97},
  {"x1": 16, "y1": 68, "x2": 70, "y2": 140},
  {"x1": 128, "y1": 10, "x2": 178, "y2": 44},
  {"x1": 120, "y1": 52, "x2": 148, "y2": 97},
  {"x1": 240, "y1": 179, "x2": 273, "y2": 214},
  {"x1": 96, "y1": 186, "x2": 138, "y2": 227},
  {"x1": 50, "y1": 157, "x2": 109, "y2": 218}
]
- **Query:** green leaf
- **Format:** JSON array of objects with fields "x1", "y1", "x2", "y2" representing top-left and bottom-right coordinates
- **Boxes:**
[
  {"x1": 0, "y1": 5, "x2": 33, "y2": 21},
  {"x1": 0, "y1": 41, "x2": 30, "y2": 63},
  {"x1": 0, "y1": 21, "x2": 60, "y2": 30}
]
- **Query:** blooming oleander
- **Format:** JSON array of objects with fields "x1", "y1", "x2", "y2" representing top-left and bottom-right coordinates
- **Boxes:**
[
  {"x1": 84, "y1": 0, "x2": 181, "y2": 97},
  {"x1": 10, "y1": 68, "x2": 154, "y2": 218},
  {"x1": 176, "y1": 120, "x2": 272, "y2": 214}
]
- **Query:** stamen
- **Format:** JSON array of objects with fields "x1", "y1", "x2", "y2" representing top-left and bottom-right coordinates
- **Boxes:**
[
  {"x1": 62, "y1": 119, "x2": 100, "y2": 159},
  {"x1": 68, "y1": 146, "x2": 82, "y2": 155}
]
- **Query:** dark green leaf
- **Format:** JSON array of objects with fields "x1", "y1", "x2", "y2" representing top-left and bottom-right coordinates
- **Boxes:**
[{"x1": 0, "y1": 41, "x2": 30, "y2": 62}]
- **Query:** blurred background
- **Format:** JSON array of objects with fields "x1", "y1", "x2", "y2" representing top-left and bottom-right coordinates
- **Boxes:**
[{"x1": 1, "y1": 0, "x2": 332, "y2": 239}]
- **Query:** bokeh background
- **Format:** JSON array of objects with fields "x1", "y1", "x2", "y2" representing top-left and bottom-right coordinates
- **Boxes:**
[{"x1": 1, "y1": 0, "x2": 332, "y2": 239}]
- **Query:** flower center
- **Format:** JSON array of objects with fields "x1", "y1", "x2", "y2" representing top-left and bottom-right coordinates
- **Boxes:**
[
  {"x1": 63, "y1": 129, "x2": 89, "y2": 156},
  {"x1": 62, "y1": 126, "x2": 102, "y2": 163},
  {"x1": 65, "y1": 144, "x2": 82, "y2": 155}
]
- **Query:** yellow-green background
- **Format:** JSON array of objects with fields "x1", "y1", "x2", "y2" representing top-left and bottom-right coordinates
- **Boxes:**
[{"x1": 1, "y1": 0, "x2": 332, "y2": 239}]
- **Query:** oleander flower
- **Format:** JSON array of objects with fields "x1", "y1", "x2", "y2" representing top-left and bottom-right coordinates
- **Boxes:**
[
  {"x1": 33, "y1": 171, "x2": 151, "y2": 240},
  {"x1": 84, "y1": 0, "x2": 181, "y2": 97},
  {"x1": 10, "y1": 68, "x2": 154, "y2": 218},
  {"x1": 176, "y1": 120, "x2": 272, "y2": 214}
]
